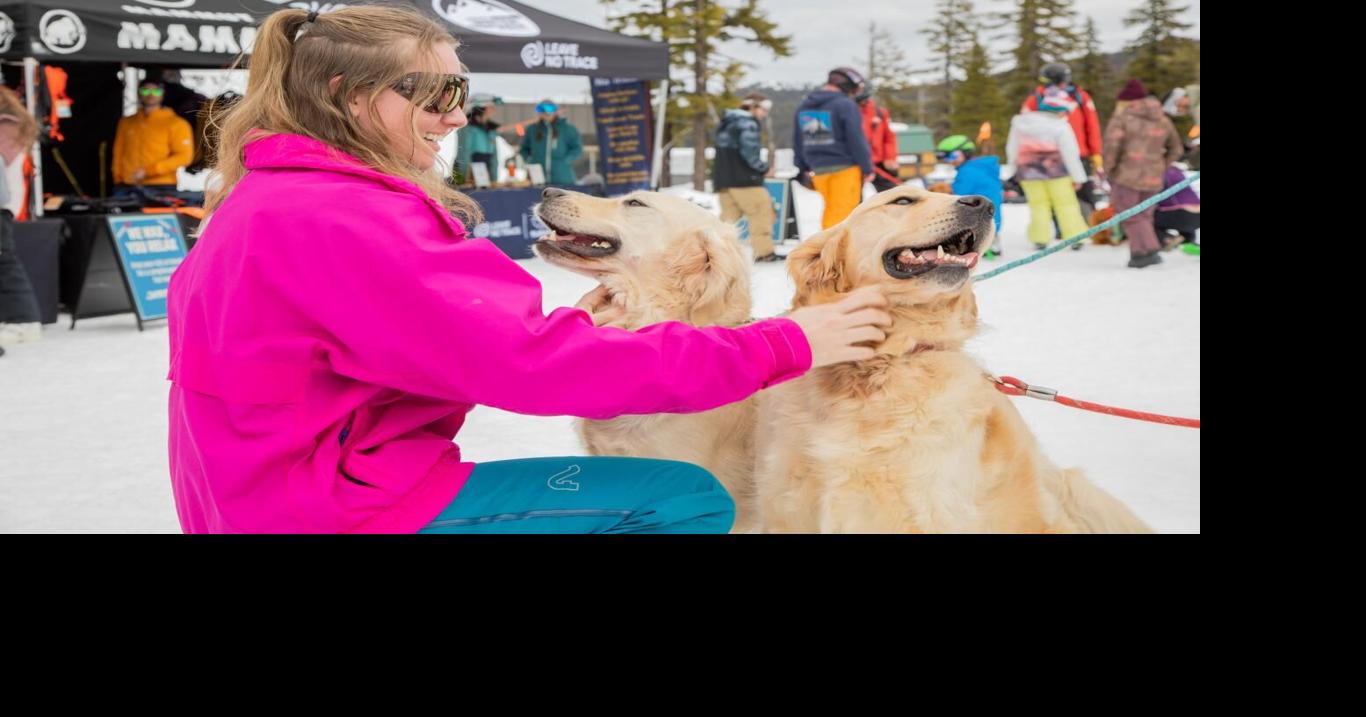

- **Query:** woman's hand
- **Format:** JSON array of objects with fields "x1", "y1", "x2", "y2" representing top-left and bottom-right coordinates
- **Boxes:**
[
  {"x1": 575, "y1": 285, "x2": 624, "y2": 327},
  {"x1": 786, "y1": 287, "x2": 893, "y2": 368}
]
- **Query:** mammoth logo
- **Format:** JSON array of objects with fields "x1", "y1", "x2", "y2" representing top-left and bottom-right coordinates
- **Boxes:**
[
  {"x1": 429, "y1": 0, "x2": 540, "y2": 38},
  {"x1": 0, "y1": 12, "x2": 15, "y2": 54},
  {"x1": 40, "y1": 10, "x2": 88, "y2": 55}
]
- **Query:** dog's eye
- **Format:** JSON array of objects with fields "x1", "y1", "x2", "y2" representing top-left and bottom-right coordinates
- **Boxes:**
[
  {"x1": 624, "y1": 198, "x2": 648, "y2": 208},
  {"x1": 892, "y1": 197, "x2": 916, "y2": 206}
]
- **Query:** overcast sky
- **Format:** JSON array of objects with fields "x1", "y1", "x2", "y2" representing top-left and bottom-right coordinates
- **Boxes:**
[{"x1": 473, "y1": 0, "x2": 1199, "y2": 102}]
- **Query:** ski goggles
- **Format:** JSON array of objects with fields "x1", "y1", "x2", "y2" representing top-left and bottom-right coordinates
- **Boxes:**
[{"x1": 390, "y1": 73, "x2": 469, "y2": 114}]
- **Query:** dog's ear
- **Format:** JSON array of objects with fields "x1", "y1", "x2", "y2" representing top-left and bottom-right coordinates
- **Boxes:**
[
  {"x1": 665, "y1": 227, "x2": 741, "y2": 321},
  {"x1": 788, "y1": 225, "x2": 852, "y2": 307},
  {"x1": 666, "y1": 226, "x2": 714, "y2": 278}
]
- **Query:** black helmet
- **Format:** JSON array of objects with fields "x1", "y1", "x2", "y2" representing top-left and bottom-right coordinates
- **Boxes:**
[
  {"x1": 828, "y1": 67, "x2": 867, "y2": 94},
  {"x1": 1040, "y1": 62, "x2": 1071, "y2": 86}
]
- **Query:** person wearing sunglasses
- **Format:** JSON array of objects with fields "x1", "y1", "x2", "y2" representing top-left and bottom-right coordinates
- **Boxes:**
[
  {"x1": 165, "y1": 5, "x2": 893, "y2": 535},
  {"x1": 112, "y1": 78, "x2": 193, "y2": 194},
  {"x1": 517, "y1": 99, "x2": 582, "y2": 185}
]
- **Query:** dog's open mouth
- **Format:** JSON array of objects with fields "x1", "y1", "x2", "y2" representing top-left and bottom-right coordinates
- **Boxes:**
[
  {"x1": 536, "y1": 217, "x2": 622, "y2": 259},
  {"x1": 884, "y1": 229, "x2": 979, "y2": 279}
]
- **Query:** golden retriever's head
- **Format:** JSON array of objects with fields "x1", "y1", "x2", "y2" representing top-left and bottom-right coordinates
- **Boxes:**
[
  {"x1": 535, "y1": 188, "x2": 751, "y2": 327},
  {"x1": 788, "y1": 185, "x2": 996, "y2": 353}
]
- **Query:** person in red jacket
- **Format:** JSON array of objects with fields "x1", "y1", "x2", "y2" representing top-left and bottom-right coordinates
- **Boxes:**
[
  {"x1": 1021, "y1": 62, "x2": 1103, "y2": 219},
  {"x1": 857, "y1": 89, "x2": 900, "y2": 192}
]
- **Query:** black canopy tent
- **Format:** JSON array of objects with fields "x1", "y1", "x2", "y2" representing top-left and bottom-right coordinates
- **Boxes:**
[{"x1": 0, "y1": 0, "x2": 671, "y2": 213}]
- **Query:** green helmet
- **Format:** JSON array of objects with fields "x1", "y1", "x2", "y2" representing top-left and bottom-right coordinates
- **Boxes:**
[{"x1": 936, "y1": 135, "x2": 974, "y2": 153}]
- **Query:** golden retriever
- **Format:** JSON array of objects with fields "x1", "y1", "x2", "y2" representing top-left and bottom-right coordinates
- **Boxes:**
[
  {"x1": 534, "y1": 188, "x2": 762, "y2": 531},
  {"x1": 753, "y1": 185, "x2": 1152, "y2": 533}
]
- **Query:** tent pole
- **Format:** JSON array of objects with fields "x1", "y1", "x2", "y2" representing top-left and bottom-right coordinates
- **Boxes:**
[
  {"x1": 23, "y1": 57, "x2": 43, "y2": 217},
  {"x1": 650, "y1": 78, "x2": 669, "y2": 190},
  {"x1": 123, "y1": 63, "x2": 140, "y2": 118}
]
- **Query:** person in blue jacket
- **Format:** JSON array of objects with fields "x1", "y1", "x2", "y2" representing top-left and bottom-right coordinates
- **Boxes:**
[{"x1": 939, "y1": 134, "x2": 1004, "y2": 259}]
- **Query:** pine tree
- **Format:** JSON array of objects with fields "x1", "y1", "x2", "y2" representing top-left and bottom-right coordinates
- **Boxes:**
[
  {"x1": 951, "y1": 35, "x2": 1009, "y2": 157},
  {"x1": 864, "y1": 22, "x2": 915, "y2": 121},
  {"x1": 1122, "y1": 0, "x2": 1194, "y2": 100},
  {"x1": 604, "y1": 0, "x2": 792, "y2": 190},
  {"x1": 992, "y1": 0, "x2": 1080, "y2": 105},
  {"x1": 921, "y1": 0, "x2": 976, "y2": 136},
  {"x1": 1072, "y1": 16, "x2": 1115, "y2": 123}
]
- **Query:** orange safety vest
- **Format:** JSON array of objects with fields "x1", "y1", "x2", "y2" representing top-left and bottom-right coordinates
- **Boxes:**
[{"x1": 43, "y1": 65, "x2": 73, "y2": 142}]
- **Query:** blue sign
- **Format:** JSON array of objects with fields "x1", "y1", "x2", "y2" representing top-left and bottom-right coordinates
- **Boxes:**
[
  {"x1": 764, "y1": 178, "x2": 790, "y2": 242},
  {"x1": 590, "y1": 77, "x2": 653, "y2": 195},
  {"x1": 468, "y1": 187, "x2": 551, "y2": 260},
  {"x1": 736, "y1": 178, "x2": 791, "y2": 245},
  {"x1": 105, "y1": 214, "x2": 188, "y2": 321}
]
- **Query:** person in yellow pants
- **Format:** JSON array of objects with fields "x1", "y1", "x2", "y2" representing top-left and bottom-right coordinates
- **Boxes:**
[
  {"x1": 794, "y1": 68, "x2": 874, "y2": 230},
  {"x1": 1020, "y1": 176, "x2": 1089, "y2": 248},
  {"x1": 811, "y1": 165, "x2": 864, "y2": 230},
  {"x1": 1007, "y1": 86, "x2": 1090, "y2": 251}
]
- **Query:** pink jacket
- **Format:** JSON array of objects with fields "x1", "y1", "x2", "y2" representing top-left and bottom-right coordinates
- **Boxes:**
[{"x1": 167, "y1": 134, "x2": 811, "y2": 533}]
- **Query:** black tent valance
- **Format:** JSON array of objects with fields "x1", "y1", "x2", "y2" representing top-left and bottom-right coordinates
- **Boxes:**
[{"x1": 0, "y1": 1, "x2": 668, "y2": 78}]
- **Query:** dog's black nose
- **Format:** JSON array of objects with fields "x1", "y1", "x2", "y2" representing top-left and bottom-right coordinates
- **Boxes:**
[
  {"x1": 957, "y1": 195, "x2": 994, "y2": 216},
  {"x1": 542, "y1": 187, "x2": 568, "y2": 201}
]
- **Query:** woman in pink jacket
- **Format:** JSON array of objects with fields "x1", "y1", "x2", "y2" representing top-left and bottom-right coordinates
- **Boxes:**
[{"x1": 167, "y1": 5, "x2": 890, "y2": 534}]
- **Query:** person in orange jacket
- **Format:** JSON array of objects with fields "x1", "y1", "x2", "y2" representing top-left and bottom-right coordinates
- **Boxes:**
[
  {"x1": 113, "y1": 78, "x2": 193, "y2": 194},
  {"x1": 857, "y1": 89, "x2": 899, "y2": 192}
]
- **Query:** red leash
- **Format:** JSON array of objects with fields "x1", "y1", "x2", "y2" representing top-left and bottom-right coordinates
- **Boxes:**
[
  {"x1": 990, "y1": 375, "x2": 1200, "y2": 429},
  {"x1": 872, "y1": 164, "x2": 903, "y2": 186}
]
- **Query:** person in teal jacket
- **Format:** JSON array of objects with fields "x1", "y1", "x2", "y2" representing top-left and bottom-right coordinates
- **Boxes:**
[
  {"x1": 519, "y1": 100, "x2": 582, "y2": 185},
  {"x1": 454, "y1": 94, "x2": 502, "y2": 185}
]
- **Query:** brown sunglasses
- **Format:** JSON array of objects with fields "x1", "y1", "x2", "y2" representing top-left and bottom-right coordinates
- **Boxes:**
[{"x1": 390, "y1": 73, "x2": 469, "y2": 114}]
